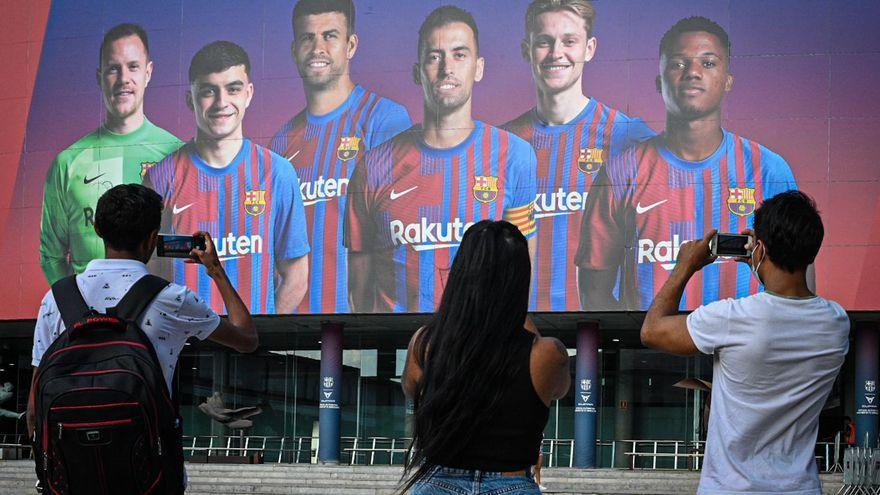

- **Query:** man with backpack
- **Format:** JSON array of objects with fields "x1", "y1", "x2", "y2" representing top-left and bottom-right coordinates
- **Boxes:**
[{"x1": 27, "y1": 183, "x2": 258, "y2": 494}]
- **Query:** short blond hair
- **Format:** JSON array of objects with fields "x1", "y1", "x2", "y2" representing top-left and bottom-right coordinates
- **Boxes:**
[{"x1": 525, "y1": 0, "x2": 596, "y2": 38}]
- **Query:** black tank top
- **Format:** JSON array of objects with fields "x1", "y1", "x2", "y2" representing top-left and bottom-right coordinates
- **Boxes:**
[{"x1": 446, "y1": 329, "x2": 550, "y2": 471}]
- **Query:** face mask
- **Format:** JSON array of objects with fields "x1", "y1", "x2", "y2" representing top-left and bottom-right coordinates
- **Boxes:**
[{"x1": 750, "y1": 241, "x2": 766, "y2": 286}]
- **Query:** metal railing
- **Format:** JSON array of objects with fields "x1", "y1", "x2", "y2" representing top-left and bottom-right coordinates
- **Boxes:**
[
  {"x1": 1, "y1": 432, "x2": 849, "y2": 472},
  {"x1": 837, "y1": 447, "x2": 880, "y2": 494}
]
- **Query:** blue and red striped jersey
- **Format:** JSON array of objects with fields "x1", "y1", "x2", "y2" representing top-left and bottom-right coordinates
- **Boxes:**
[
  {"x1": 147, "y1": 139, "x2": 310, "y2": 315},
  {"x1": 269, "y1": 85, "x2": 411, "y2": 314},
  {"x1": 345, "y1": 121, "x2": 537, "y2": 313},
  {"x1": 576, "y1": 130, "x2": 797, "y2": 310},
  {"x1": 503, "y1": 99, "x2": 655, "y2": 311}
]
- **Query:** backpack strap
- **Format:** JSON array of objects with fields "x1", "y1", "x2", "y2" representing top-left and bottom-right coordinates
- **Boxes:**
[
  {"x1": 111, "y1": 274, "x2": 170, "y2": 322},
  {"x1": 51, "y1": 275, "x2": 91, "y2": 329}
]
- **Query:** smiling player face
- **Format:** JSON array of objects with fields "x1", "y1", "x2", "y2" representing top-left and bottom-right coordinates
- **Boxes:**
[
  {"x1": 292, "y1": 12, "x2": 357, "y2": 90},
  {"x1": 98, "y1": 35, "x2": 152, "y2": 124},
  {"x1": 416, "y1": 21, "x2": 484, "y2": 114},
  {"x1": 188, "y1": 65, "x2": 254, "y2": 141},
  {"x1": 525, "y1": 10, "x2": 596, "y2": 96},
  {"x1": 659, "y1": 30, "x2": 733, "y2": 120}
]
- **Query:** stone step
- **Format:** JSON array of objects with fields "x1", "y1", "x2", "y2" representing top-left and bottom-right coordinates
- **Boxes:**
[{"x1": 0, "y1": 461, "x2": 847, "y2": 495}]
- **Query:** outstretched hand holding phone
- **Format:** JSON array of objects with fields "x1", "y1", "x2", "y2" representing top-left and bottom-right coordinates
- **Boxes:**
[{"x1": 184, "y1": 231, "x2": 258, "y2": 353}]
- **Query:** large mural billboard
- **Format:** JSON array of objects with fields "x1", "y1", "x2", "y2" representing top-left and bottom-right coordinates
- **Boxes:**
[{"x1": 1, "y1": 0, "x2": 878, "y2": 318}]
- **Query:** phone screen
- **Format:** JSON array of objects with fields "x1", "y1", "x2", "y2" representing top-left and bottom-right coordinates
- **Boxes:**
[
  {"x1": 715, "y1": 234, "x2": 751, "y2": 257},
  {"x1": 157, "y1": 234, "x2": 204, "y2": 258}
]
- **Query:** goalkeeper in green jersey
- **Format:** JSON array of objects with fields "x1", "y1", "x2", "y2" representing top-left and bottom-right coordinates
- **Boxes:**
[{"x1": 39, "y1": 23, "x2": 182, "y2": 284}]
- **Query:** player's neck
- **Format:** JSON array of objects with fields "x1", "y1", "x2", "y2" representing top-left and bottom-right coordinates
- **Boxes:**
[
  {"x1": 195, "y1": 132, "x2": 245, "y2": 168},
  {"x1": 422, "y1": 103, "x2": 475, "y2": 149},
  {"x1": 306, "y1": 78, "x2": 355, "y2": 116},
  {"x1": 535, "y1": 86, "x2": 589, "y2": 125},
  {"x1": 663, "y1": 116, "x2": 724, "y2": 161},
  {"x1": 104, "y1": 111, "x2": 145, "y2": 135}
]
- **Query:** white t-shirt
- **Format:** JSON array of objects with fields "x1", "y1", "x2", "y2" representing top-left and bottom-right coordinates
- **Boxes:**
[
  {"x1": 33, "y1": 258, "x2": 221, "y2": 393},
  {"x1": 687, "y1": 292, "x2": 850, "y2": 495}
]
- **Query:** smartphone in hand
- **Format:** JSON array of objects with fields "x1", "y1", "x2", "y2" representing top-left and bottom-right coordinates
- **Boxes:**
[
  {"x1": 710, "y1": 233, "x2": 752, "y2": 258},
  {"x1": 156, "y1": 234, "x2": 206, "y2": 258}
]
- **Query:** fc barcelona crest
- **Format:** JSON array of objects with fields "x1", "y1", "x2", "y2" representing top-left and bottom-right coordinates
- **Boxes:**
[
  {"x1": 140, "y1": 161, "x2": 157, "y2": 178},
  {"x1": 727, "y1": 187, "x2": 757, "y2": 216},
  {"x1": 337, "y1": 136, "x2": 361, "y2": 161},
  {"x1": 244, "y1": 190, "x2": 267, "y2": 216},
  {"x1": 473, "y1": 175, "x2": 499, "y2": 203},
  {"x1": 578, "y1": 147, "x2": 605, "y2": 174}
]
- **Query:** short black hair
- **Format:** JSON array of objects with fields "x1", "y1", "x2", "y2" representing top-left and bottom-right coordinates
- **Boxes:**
[
  {"x1": 753, "y1": 190, "x2": 824, "y2": 273},
  {"x1": 292, "y1": 0, "x2": 355, "y2": 34},
  {"x1": 418, "y1": 5, "x2": 480, "y2": 57},
  {"x1": 188, "y1": 41, "x2": 251, "y2": 83},
  {"x1": 95, "y1": 184, "x2": 163, "y2": 252},
  {"x1": 99, "y1": 23, "x2": 149, "y2": 66},
  {"x1": 659, "y1": 16, "x2": 730, "y2": 58}
]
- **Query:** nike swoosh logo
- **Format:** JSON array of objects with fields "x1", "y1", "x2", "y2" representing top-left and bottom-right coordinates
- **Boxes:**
[
  {"x1": 172, "y1": 203, "x2": 194, "y2": 215},
  {"x1": 287, "y1": 150, "x2": 302, "y2": 162},
  {"x1": 83, "y1": 173, "x2": 105, "y2": 184},
  {"x1": 390, "y1": 186, "x2": 418, "y2": 200},
  {"x1": 635, "y1": 199, "x2": 668, "y2": 214}
]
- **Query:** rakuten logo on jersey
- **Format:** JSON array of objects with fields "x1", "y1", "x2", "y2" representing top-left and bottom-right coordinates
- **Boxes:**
[
  {"x1": 300, "y1": 176, "x2": 348, "y2": 206},
  {"x1": 390, "y1": 218, "x2": 475, "y2": 251},
  {"x1": 215, "y1": 233, "x2": 264, "y2": 261},
  {"x1": 534, "y1": 188, "x2": 589, "y2": 219},
  {"x1": 638, "y1": 235, "x2": 685, "y2": 271}
]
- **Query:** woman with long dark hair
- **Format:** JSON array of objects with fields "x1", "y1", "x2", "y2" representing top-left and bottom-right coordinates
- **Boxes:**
[{"x1": 400, "y1": 220, "x2": 570, "y2": 494}]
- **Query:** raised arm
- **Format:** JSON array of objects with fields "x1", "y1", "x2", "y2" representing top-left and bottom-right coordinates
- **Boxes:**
[
  {"x1": 640, "y1": 230, "x2": 717, "y2": 356},
  {"x1": 190, "y1": 231, "x2": 258, "y2": 353}
]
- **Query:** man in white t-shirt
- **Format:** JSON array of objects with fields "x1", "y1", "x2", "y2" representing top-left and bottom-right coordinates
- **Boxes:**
[
  {"x1": 640, "y1": 190, "x2": 850, "y2": 494},
  {"x1": 27, "y1": 183, "x2": 258, "y2": 434}
]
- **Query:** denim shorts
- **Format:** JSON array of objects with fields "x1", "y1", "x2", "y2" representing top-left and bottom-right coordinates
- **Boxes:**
[{"x1": 411, "y1": 466, "x2": 541, "y2": 495}]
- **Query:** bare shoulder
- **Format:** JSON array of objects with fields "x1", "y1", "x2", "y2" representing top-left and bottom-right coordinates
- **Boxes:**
[{"x1": 532, "y1": 336, "x2": 568, "y2": 366}]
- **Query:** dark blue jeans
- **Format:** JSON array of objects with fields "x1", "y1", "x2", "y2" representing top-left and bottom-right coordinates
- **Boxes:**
[{"x1": 412, "y1": 466, "x2": 541, "y2": 495}]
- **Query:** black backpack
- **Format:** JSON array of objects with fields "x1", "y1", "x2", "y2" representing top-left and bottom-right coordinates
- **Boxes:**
[{"x1": 33, "y1": 274, "x2": 185, "y2": 495}]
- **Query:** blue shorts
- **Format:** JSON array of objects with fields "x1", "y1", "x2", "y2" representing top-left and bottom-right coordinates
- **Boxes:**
[{"x1": 412, "y1": 466, "x2": 541, "y2": 495}]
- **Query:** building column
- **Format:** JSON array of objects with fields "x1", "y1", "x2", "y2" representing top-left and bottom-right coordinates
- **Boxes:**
[
  {"x1": 574, "y1": 321, "x2": 599, "y2": 468},
  {"x1": 318, "y1": 322, "x2": 343, "y2": 464},
  {"x1": 855, "y1": 323, "x2": 879, "y2": 447}
]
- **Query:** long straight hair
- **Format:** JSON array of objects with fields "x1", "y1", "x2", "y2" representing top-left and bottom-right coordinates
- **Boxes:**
[{"x1": 400, "y1": 220, "x2": 531, "y2": 492}]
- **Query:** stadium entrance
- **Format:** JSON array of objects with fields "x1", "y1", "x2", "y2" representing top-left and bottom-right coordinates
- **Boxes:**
[{"x1": 1, "y1": 314, "x2": 866, "y2": 468}]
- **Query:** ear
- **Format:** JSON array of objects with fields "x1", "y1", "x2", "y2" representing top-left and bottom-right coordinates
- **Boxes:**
[
  {"x1": 584, "y1": 36, "x2": 597, "y2": 63},
  {"x1": 520, "y1": 39, "x2": 530, "y2": 62},
  {"x1": 347, "y1": 33, "x2": 359, "y2": 60},
  {"x1": 144, "y1": 229, "x2": 159, "y2": 255},
  {"x1": 655, "y1": 74, "x2": 662, "y2": 93},
  {"x1": 290, "y1": 39, "x2": 296, "y2": 61},
  {"x1": 412, "y1": 63, "x2": 421, "y2": 86},
  {"x1": 474, "y1": 56, "x2": 485, "y2": 83},
  {"x1": 144, "y1": 60, "x2": 153, "y2": 87},
  {"x1": 724, "y1": 73, "x2": 734, "y2": 93},
  {"x1": 96, "y1": 67, "x2": 102, "y2": 88},
  {"x1": 185, "y1": 89, "x2": 194, "y2": 112},
  {"x1": 245, "y1": 82, "x2": 255, "y2": 109}
]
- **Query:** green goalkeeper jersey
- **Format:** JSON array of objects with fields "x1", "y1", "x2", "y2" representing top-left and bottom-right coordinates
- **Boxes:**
[{"x1": 39, "y1": 119, "x2": 183, "y2": 284}]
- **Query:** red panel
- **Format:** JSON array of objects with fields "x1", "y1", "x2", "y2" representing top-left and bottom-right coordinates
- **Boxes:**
[{"x1": 0, "y1": 0, "x2": 52, "y2": 232}]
